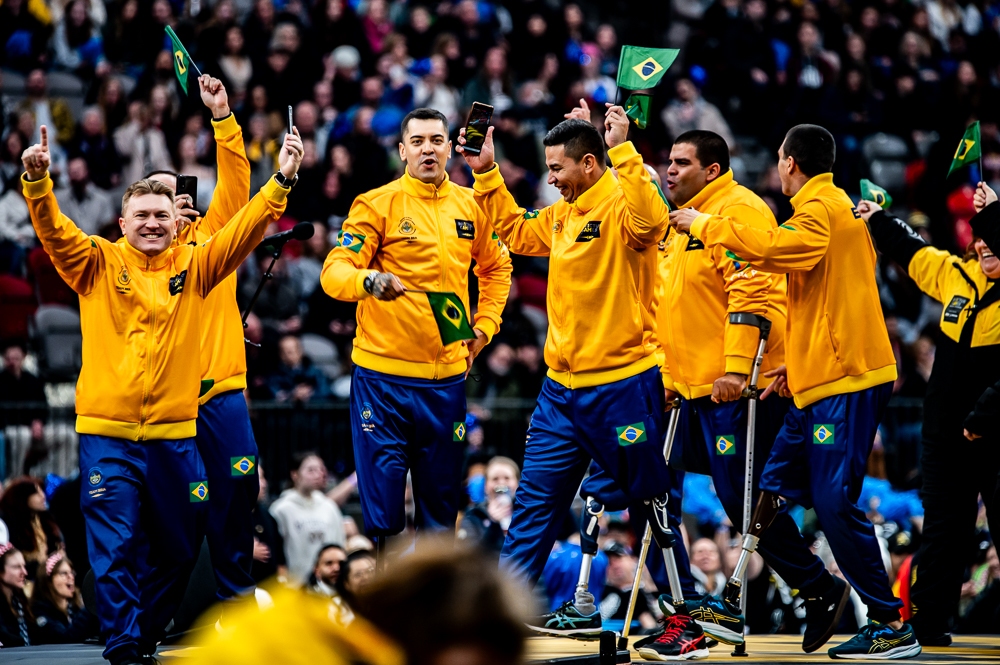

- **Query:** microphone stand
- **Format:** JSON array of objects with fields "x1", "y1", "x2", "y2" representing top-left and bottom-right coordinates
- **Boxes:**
[{"x1": 241, "y1": 241, "x2": 287, "y2": 347}]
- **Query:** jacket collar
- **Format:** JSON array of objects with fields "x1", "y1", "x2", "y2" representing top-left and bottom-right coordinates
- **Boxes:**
[
  {"x1": 571, "y1": 168, "x2": 618, "y2": 214},
  {"x1": 401, "y1": 169, "x2": 452, "y2": 199},
  {"x1": 790, "y1": 173, "x2": 835, "y2": 210},
  {"x1": 118, "y1": 236, "x2": 173, "y2": 270},
  {"x1": 681, "y1": 169, "x2": 736, "y2": 210}
]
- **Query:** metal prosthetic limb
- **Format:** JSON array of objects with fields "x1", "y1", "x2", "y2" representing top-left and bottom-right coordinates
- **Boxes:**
[
  {"x1": 574, "y1": 496, "x2": 605, "y2": 614},
  {"x1": 618, "y1": 401, "x2": 682, "y2": 650},
  {"x1": 722, "y1": 491, "x2": 782, "y2": 609}
]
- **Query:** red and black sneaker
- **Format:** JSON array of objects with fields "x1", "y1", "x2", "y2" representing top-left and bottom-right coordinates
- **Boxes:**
[{"x1": 634, "y1": 614, "x2": 711, "y2": 661}]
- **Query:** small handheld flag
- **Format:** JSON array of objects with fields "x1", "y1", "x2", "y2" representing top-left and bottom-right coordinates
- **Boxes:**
[
  {"x1": 616, "y1": 46, "x2": 679, "y2": 129},
  {"x1": 948, "y1": 121, "x2": 981, "y2": 178},
  {"x1": 165, "y1": 26, "x2": 203, "y2": 94},
  {"x1": 425, "y1": 291, "x2": 477, "y2": 345},
  {"x1": 860, "y1": 179, "x2": 893, "y2": 209}
]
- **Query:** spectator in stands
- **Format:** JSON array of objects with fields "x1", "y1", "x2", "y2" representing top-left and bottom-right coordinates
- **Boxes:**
[
  {"x1": 463, "y1": 46, "x2": 514, "y2": 114},
  {"x1": 70, "y1": 106, "x2": 121, "y2": 190},
  {"x1": 0, "y1": 478, "x2": 63, "y2": 579},
  {"x1": 268, "y1": 334, "x2": 331, "y2": 403},
  {"x1": 307, "y1": 543, "x2": 346, "y2": 597},
  {"x1": 288, "y1": 222, "x2": 331, "y2": 299},
  {"x1": 269, "y1": 451, "x2": 345, "y2": 586},
  {"x1": 0, "y1": 544, "x2": 35, "y2": 647},
  {"x1": 334, "y1": 549, "x2": 375, "y2": 616},
  {"x1": 662, "y1": 77, "x2": 735, "y2": 147},
  {"x1": 0, "y1": 181, "x2": 33, "y2": 258},
  {"x1": 413, "y1": 55, "x2": 461, "y2": 129},
  {"x1": 0, "y1": 0, "x2": 50, "y2": 73},
  {"x1": 599, "y1": 541, "x2": 657, "y2": 632},
  {"x1": 690, "y1": 538, "x2": 727, "y2": 598},
  {"x1": 113, "y1": 100, "x2": 172, "y2": 185},
  {"x1": 18, "y1": 69, "x2": 76, "y2": 149},
  {"x1": 29, "y1": 551, "x2": 98, "y2": 644},
  {"x1": 0, "y1": 132, "x2": 30, "y2": 195},
  {"x1": 176, "y1": 135, "x2": 217, "y2": 208},
  {"x1": 54, "y1": 157, "x2": 115, "y2": 236},
  {"x1": 52, "y1": 0, "x2": 107, "y2": 78},
  {"x1": 458, "y1": 456, "x2": 520, "y2": 554},
  {"x1": 250, "y1": 462, "x2": 286, "y2": 584},
  {"x1": 0, "y1": 344, "x2": 48, "y2": 477},
  {"x1": 238, "y1": 247, "x2": 303, "y2": 335}
]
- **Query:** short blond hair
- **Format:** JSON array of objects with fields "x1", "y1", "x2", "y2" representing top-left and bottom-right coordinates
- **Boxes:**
[{"x1": 121, "y1": 178, "x2": 174, "y2": 215}]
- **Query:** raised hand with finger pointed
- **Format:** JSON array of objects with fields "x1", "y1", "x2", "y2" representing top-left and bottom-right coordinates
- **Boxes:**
[
  {"x1": 22, "y1": 125, "x2": 51, "y2": 182},
  {"x1": 564, "y1": 98, "x2": 591, "y2": 122}
]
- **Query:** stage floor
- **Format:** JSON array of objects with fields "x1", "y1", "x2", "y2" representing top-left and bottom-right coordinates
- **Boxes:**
[
  {"x1": 525, "y1": 634, "x2": 1000, "y2": 664},
  {"x1": 0, "y1": 636, "x2": 996, "y2": 663}
]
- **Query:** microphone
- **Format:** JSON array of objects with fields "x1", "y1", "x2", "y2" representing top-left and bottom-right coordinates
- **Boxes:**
[{"x1": 260, "y1": 222, "x2": 315, "y2": 249}]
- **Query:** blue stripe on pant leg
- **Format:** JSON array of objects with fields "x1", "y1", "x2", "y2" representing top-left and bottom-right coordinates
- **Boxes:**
[
  {"x1": 350, "y1": 367, "x2": 412, "y2": 536},
  {"x1": 409, "y1": 379, "x2": 467, "y2": 533},
  {"x1": 501, "y1": 379, "x2": 589, "y2": 587},
  {"x1": 698, "y1": 397, "x2": 828, "y2": 593},
  {"x1": 136, "y1": 438, "x2": 209, "y2": 653},
  {"x1": 79, "y1": 435, "x2": 144, "y2": 662},
  {"x1": 196, "y1": 390, "x2": 259, "y2": 601},
  {"x1": 806, "y1": 385, "x2": 902, "y2": 622}
]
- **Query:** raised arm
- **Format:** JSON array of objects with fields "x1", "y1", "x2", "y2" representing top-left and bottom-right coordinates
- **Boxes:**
[
  {"x1": 459, "y1": 125, "x2": 553, "y2": 256},
  {"x1": 682, "y1": 199, "x2": 831, "y2": 274},
  {"x1": 197, "y1": 76, "x2": 251, "y2": 236},
  {"x1": 605, "y1": 106, "x2": 668, "y2": 249},
  {"x1": 195, "y1": 131, "x2": 302, "y2": 296},
  {"x1": 22, "y1": 126, "x2": 102, "y2": 295}
]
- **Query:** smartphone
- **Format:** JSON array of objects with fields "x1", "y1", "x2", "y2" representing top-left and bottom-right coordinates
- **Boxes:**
[
  {"x1": 462, "y1": 102, "x2": 494, "y2": 155},
  {"x1": 176, "y1": 174, "x2": 198, "y2": 212},
  {"x1": 287, "y1": 105, "x2": 294, "y2": 136}
]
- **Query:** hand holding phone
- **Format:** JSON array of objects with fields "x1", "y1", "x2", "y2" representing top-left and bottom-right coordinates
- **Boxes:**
[
  {"x1": 461, "y1": 102, "x2": 494, "y2": 155},
  {"x1": 176, "y1": 174, "x2": 198, "y2": 213},
  {"x1": 287, "y1": 105, "x2": 294, "y2": 137}
]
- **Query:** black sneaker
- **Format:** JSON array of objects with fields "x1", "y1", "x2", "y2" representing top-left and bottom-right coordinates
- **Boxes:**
[
  {"x1": 802, "y1": 576, "x2": 852, "y2": 653},
  {"x1": 525, "y1": 600, "x2": 602, "y2": 639},
  {"x1": 916, "y1": 632, "x2": 952, "y2": 647},
  {"x1": 634, "y1": 614, "x2": 710, "y2": 661},
  {"x1": 828, "y1": 622, "x2": 922, "y2": 659},
  {"x1": 657, "y1": 594, "x2": 745, "y2": 645}
]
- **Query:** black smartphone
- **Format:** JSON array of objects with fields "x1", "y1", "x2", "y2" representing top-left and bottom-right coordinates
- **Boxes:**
[
  {"x1": 462, "y1": 102, "x2": 494, "y2": 155},
  {"x1": 176, "y1": 174, "x2": 198, "y2": 212},
  {"x1": 287, "y1": 105, "x2": 294, "y2": 136}
]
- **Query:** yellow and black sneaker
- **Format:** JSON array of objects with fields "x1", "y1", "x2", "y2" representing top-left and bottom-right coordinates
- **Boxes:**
[
  {"x1": 828, "y1": 622, "x2": 922, "y2": 659},
  {"x1": 657, "y1": 594, "x2": 745, "y2": 645}
]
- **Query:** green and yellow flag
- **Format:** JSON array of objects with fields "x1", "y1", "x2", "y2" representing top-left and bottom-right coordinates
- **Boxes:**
[
  {"x1": 948, "y1": 121, "x2": 981, "y2": 178},
  {"x1": 166, "y1": 26, "x2": 196, "y2": 94},
  {"x1": 616, "y1": 46, "x2": 679, "y2": 91},
  {"x1": 616, "y1": 46, "x2": 678, "y2": 129},
  {"x1": 426, "y1": 292, "x2": 477, "y2": 345},
  {"x1": 860, "y1": 179, "x2": 893, "y2": 209}
]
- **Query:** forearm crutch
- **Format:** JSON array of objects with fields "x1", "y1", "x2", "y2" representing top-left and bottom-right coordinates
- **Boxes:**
[
  {"x1": 618, "y1": 398, "x2": 682, "y2": 650},
  {"x1": 727, "y1": 313, "x2": 771, "y2": 657}
]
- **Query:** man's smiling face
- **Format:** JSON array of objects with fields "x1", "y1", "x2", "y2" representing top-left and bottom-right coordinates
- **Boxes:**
[{"x1": 119, "y1": 192, "x2": 177, "y2": 256}]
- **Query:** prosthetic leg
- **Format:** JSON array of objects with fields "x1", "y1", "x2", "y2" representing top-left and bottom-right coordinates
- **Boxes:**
[
  {"x1": 618, "y1": 400, "x2": 683, "y2": 651},
  {"x1": 573, "y1": 495, "x2": 605, "y2": 616}
]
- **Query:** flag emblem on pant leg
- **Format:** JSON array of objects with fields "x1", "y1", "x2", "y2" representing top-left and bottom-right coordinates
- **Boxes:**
[
  {"x1": 813, "y1": 425, "x2": 835, "y2": 445},
  {"x1": 231, "y1": 456, "x2": 256, "y2": 476},
  {"x1": 453, "y1": 422, "x2": 466, "y2": 442},
  {"x1": 189, "y1": 482, "x2": 209, "y2": 502},
  {"x1": 616, "y1": 423, "x2": 647, "y2": 445},
  {"x1": 716, "y1": 435, "x2": 735, "y2": 455}
]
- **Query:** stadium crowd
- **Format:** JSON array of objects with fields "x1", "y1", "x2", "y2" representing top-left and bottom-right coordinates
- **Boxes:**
[{"x1": 0, "y1": 0, "x2": 996, "y2": 652}]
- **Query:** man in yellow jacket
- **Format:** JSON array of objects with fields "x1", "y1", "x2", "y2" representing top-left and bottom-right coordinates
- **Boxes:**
[
  {"x1": 613, "y1": 128, "x2": 844, "y2": 653},
  {"x1": 22, "y1": 125, "x2": 303, "y2": 665},
  {"x1": 459, "y1": 112, "x2": 709, "y2": 660},
  {"x1": 321, "y1": 108, "x2": 511, "y2": 561},
  {"x1": 672, "y1": 124, "x2": 920, "y2": 660},
  {"x1": 143, "y1": 76, "x2": 261, "y2": 613}
]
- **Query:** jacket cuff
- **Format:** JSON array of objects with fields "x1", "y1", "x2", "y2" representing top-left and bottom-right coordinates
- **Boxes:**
[
  {"x1": 690, "y1": 214, "x2": 713, "y2": 241},
  {"x1": 473, "y1": 316, "x2": 499, "y2": 343},
  {"x1": 607, "y1": 141, "x2": 639, "y2": 167},
  {"x1": 21, "y1": 173, "x2": 53, "y2": 198},
  {"x1": 262, "y1": 175, "x2": 290, "y2": 205},
  {"x1": 472, "y1": 165, "x2": 503, "y2": 192},
  {"x1": 354, "y1": 271, "x2": 372, "y2": 300},
  {"x1": 725, "y1": 356, "x2": 753, "y2": 376},
  {"x1": 212, "y1": 113, "x2": 239, "y2": 138}
]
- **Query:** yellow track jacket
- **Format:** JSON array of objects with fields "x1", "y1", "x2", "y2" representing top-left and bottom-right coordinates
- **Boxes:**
[
  {"x1": 690, "y1": 173, "x2": 896, "y2": 408},
  {"x1": 25, "y1": 174, "x2": 290, "y2": 440},
  {"x1": 610, "y1": 143, "x2": 786, "y2": 399},
  {"x1": 321, "y1": 171, "x2": 512, "y2": 380},
  {"x1": 174, "y1": 114, "x2": 252, "y2": 404},
  {"x1": 473, "y1": 162, "x2": 666, "y2": 389}
]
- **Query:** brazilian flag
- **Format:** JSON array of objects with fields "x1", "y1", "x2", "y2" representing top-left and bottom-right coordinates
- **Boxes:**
[
  {"x1": 426, "y1": 291, "x2": 477, "y2": 345},
  {"x1": 860, "y1": 179, "x2": 893, "y2": 209},
  {"x1": 166, "y1": 26, "x2": 195, "y2": 94},
  {"x1": 948, "y1": 121, "x2": 981, "y2": 178},
  {"x1": 616, "y1": 46, "x2": 679, "y2": 129}
]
